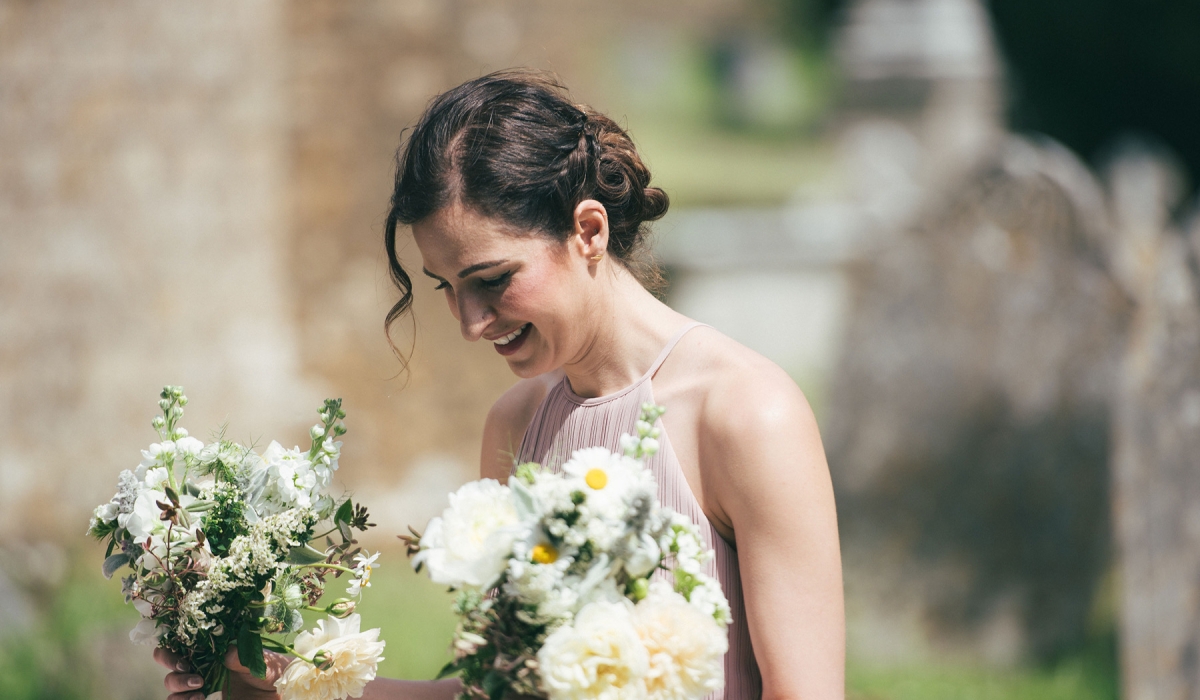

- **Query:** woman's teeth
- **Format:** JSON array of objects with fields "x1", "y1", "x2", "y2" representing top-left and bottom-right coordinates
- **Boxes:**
[{"x1": 494, "y1": 324, "x2": 528, "y2": 346}]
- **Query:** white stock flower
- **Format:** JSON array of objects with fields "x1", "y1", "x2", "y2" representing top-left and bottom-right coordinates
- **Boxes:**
[
  {"x1": 129, "y1": 598, "x2": 164, "y2": 646},
  {"x1": 633, "y1": 585, "x2": 727, "y2": 700},
  {"x1": 122, "y1": 488, "x2": 169, "y2": 541},
  {"x1": 275, "y1": 614, "x2": 386, "y2": 700},
  {"x1": 139, "y1": 441, "x2": 175, "y2": 472},
  {"x1": 259, "y1": 441, "x2": 323, "y2": 512},
  {"x1": 143, "y1": 466, "x2": 170, "y2": 491},
  {"x1": 537, "y1": 600, "x2": 649, "y2": 700},
  {"x1": 413, "y1": 479, "x2": 523, "y2": 590},
  {"x1": 623, "y1": 533, "x2": 662, "y2": 579},
  {"x1": 175, "y1": 436, "x2": 205, "y2": 459},
  {"x1": 685, "y1": 575, "x2": 731, "y2": 627}
]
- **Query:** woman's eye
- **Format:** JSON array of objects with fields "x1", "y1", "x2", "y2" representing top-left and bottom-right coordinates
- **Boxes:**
[{"x1": 480, "y1": 272, "x2": 512, "y2": 289}]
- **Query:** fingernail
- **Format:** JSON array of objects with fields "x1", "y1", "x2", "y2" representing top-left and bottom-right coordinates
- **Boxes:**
[
  {"x1": 176, "y1": 662, "x2": 191, "y2": 672},
  {"x1": 188, "y1": 677, "x2": 203, "y2": 688}
]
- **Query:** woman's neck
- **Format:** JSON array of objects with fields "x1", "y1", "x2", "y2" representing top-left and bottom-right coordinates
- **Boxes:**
[{"x1": 560, "y1": 267, "x2": 687, "y2": 399}]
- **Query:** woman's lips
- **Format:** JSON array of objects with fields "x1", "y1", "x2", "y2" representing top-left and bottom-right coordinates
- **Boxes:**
[{"x1": 494, "y1": 323, "x2": 531, "y2": 356}]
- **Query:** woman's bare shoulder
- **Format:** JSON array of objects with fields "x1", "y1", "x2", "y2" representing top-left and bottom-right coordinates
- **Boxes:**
[
  {"x1": 678, "y1": 326, "x2": 820, "y2": 452},
  {"x1": 479, "y1": 372, "x2": 562, "y2": 479}
]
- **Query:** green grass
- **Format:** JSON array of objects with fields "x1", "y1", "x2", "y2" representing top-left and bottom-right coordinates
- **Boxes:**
[
  {"x1": 349, "y1": 562, "x2": 458, "y2": 680},
  {"x1": 4, "y1": 551, "x2": 1121, "y2": 700},
  {"x1": 847, "y1": 651, "x2": 1119, "y2": 700}
]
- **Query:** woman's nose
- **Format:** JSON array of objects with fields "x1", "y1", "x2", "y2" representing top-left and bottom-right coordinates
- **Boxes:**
[{"x1": 456, "y1": 292, "x2": 495, "y2": 341}]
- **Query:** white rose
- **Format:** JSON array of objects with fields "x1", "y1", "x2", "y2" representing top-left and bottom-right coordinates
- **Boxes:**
[
  {"x1": 538, "y1": 600, "x2": 649, "y2": 700},
  {"x1": 413, "y1": 479, "x2": 523, "y2": 590},
  {"x1": 275, "y1": 614, "x2": 386, "y2": 700},
  {"x1": 633, "y1": 586, "x2": 727, "y2": 700}
]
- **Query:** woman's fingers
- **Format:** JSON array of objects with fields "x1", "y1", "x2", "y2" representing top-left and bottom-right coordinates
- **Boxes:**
[
  {"x1": 153, "y1": 646, "x2": 187, "y2": 671},
  {"x1": 164, "y1": 670, "x2": 205, "y2": 694},
  {"x1": 224, "y1": 644, "x2": 291, "y2": 691},
  {"x1": 166, "y1": 694, "x2": 206, "y2": 700}
]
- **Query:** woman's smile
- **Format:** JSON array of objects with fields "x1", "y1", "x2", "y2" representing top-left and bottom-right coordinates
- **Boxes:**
[{"x1": 492, "y1": 322, "x2": 531, "y2": 356}]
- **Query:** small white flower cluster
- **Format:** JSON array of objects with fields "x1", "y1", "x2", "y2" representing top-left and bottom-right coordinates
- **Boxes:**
[
  {"x1": 411, "y1": 403, "x2": 730, "y2": 700},
  {"x1": 89, "y1": 388, "x2": 381, "y2": 700},
  {"x1": 176, "y1": 509, "x2": 316, "y2": 645}
]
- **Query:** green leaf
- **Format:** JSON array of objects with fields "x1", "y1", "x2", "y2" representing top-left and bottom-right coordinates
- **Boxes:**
[
  {"x1": 509, "y1": 478, "x2": 538, "y2": 521},
  {"x1": 337, "y1": 521, "x2": 353, "y2": 542},
  {"x1": 102, "y1": 552, "x2": 131, "y2": 579},
  {"x1": 238, "y1": 627, "x2": 267, "y2": 679},
  {"x1": 334, "y1": 499, "x2": 354, "y2": 525},
  {"x1": 482, "y1": 669, "x2": 507, "y2": 700},
  {"x1": 435, "y1": 659, "x2": 462, "y2": 680},
  {"x1": 286, "y1": 544, "x2": 328, "y2": 565},
  {"x1": 185, "y1": 500, "x2": 216, "y2": 512}
]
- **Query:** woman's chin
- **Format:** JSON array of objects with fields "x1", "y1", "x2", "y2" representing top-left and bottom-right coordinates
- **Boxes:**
[{"x1": 504, "y1": 349, "x2": 550, "y2": 378}]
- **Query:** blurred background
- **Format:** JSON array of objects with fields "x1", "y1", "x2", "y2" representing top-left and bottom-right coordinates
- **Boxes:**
[{"x1": 2, "y1": 0, "x2": 1199, "y2": 698}]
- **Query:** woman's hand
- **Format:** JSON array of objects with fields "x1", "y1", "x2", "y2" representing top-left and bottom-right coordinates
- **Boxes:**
[{"x1": 153, "y1": 646, "x2": 290, "y2": 700}]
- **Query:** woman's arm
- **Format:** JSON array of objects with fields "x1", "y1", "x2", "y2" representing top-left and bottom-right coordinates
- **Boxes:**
[{"x1": 701, "y1": 365, "x2": 845, "y2": 700}]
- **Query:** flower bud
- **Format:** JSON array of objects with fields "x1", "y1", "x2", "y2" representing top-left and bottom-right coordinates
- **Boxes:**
[
  {"x1": 159, "y1": 398, "x2": 171, "y2": 411},
  {"x1": 628, "y1": 578, "x2": 650, "y2": 601},
  {"x1": 312, "y1": 650, "x2": 334, "y2": 671},
  {"x1": 173, "y1": 427, "x2": 188, "y2": 438},
  {"x1": 178, "y1": 395, "x2": 188, "y2": 406},
  {"x1": 327, "y1": 599, "x2": 356, "y2": 618},
  {"x1": 311, "y1": 425, "x2": 325, "y2": 440},
  {"x1": 151, "y1": 416, "x2": 166, "y2": 429}
]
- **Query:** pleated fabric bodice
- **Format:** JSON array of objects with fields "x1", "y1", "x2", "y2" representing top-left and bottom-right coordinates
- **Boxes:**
[{"x1": 515, "y1": 322, "x2": 763, "y2": 700}]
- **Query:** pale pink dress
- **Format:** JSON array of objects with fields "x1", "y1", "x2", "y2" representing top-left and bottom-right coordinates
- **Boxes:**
[{"x1": 516, "y1": 322, "x2": 763, "y2": 700}]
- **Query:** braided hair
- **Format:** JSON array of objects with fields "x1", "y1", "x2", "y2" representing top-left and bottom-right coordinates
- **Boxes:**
[{"x1": 383, "y1": 69, "x2": 669, "y2": 344}]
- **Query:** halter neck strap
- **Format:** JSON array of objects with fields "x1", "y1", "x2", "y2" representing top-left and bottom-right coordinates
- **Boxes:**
[{"x1": 644, "y1": 321, "x2": 710, "y2": 381}]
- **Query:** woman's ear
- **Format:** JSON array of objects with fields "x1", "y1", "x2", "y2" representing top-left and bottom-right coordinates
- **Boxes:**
[{"x1": 572, "y1": 199, "x2": 609, "y2": 261}]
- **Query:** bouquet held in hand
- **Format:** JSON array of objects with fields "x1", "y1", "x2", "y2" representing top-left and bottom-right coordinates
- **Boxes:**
[
  {"x1": 406, "y1": 403, "x2": 730, "y2": 700},
  {"x1": 88, "y1": 386, "x2": 385, "y2": 699}
]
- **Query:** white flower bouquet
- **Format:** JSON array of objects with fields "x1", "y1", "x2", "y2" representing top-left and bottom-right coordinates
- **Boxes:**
[
  {"x1": 404, "y1": 404, "x2": 730, "y2": 700},
  {"x1": 88, "y1": 386, "x2": 385, "y2": 699}
]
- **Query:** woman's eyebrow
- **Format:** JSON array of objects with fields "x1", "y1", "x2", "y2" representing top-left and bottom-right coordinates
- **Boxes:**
[
  {"x1": 456, "y1": 260, "x2": 507, "y2": 278},
  {"x1": 421, "y1": 268, "x2": 444, "y2": 280}
]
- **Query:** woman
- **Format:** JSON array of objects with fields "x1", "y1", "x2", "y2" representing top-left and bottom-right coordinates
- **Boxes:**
[{"x1": 158, "y1": 69, "x2": 844, "y2": 700}]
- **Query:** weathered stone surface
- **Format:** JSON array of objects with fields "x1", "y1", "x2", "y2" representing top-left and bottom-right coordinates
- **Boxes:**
[
  {"x1": 825, "y1": 137, "x2": 1132, "y2": 663},
  {"x1": 1108, "y1": 147, "x2": 1200, "y2": 700}
]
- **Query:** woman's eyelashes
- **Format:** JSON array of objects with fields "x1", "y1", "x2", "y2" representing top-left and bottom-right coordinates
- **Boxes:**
[
  {"x1": 433, "y1": 272, "x2": 510, "y2": 293},
  {"x1": 479, "y1": 271, "x2": 512, "y2": 289}
]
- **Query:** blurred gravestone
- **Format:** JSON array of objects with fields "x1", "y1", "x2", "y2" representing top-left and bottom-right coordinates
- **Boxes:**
[
  {"x1": 1106, "y1": 146, "x2": 1200, "y2": 700},
  {"x1": 825, "y1": 136, "x2": 1131, "y2": 664}
]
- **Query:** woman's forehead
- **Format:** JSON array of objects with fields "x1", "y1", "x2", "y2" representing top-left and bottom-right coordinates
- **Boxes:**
[{"x1": 411, "y1": 204, "x2": 549, "y2": 273}]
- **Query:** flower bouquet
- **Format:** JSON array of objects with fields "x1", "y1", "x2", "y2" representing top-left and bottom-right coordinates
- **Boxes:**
[
  {"x1": 404, "y1": 404, "x2": 730, "y2": 700},
  {"x1": 88, "y1": 386, "x2": 385, "y2": 699}
]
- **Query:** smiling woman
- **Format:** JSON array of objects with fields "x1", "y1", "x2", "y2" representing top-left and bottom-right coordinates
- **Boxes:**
[
  {"x1": 383, "y1": 70, "x2": 670, "y2": 355},
  {"x1": 158, "y1": 69, "x2": 844, "y2": 700}
]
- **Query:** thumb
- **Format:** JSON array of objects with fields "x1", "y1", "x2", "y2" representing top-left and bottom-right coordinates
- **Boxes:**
[{"x1": 225, "y1": 644, "x2": 292, "y2": 690}]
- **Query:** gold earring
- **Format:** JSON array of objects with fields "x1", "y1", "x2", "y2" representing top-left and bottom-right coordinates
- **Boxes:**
[{"x1": 590, "y1": 252, "x2": 605, "y2": 262}]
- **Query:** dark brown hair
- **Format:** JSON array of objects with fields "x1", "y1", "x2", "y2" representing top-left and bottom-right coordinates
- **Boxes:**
[{"x1": 383, "y1": 69, "x2": 669, "y2": 344}]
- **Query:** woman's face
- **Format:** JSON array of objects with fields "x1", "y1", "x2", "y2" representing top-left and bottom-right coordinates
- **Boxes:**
[{"x1": 410, "y1": 201, "x2": 596, "y2": 378}]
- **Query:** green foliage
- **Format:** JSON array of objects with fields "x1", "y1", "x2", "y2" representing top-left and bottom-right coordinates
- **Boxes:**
[{"x1": 200, "y1": 482, "x2": 247, "y2": 557}]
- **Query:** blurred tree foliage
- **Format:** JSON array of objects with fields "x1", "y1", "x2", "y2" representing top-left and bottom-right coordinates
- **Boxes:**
[{"x1": 772, "y1": 0, "x2": 1200, "y2": 183}]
